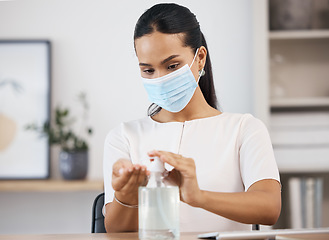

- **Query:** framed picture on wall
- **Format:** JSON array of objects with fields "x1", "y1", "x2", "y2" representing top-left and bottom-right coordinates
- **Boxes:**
[{"x1": 0, "y1": 40, "x2": 51, "y2": 179}]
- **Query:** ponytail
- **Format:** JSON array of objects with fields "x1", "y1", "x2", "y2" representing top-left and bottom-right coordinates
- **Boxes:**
[{"x1": 199, "y1": 33, "x2": 218, "y2": 110}]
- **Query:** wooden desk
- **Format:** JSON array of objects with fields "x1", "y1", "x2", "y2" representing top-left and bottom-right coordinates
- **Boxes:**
[
  {"x1": 0, "y1": 180, "x2": 104, "y2": 192},
  {"x1": 1, "y1": 230, "x2": 329, "y2": 240},
  {"x1": 0, "y1": 233, "x2": 137, "y2": 240}
]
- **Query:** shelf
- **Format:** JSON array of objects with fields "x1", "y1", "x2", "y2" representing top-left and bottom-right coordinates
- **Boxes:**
[
  {"x1": 269, "y1": 30, "x2": 329, "y2": 39},
  {"x1": 271, "y1": 97, "x2": 329, "y2": 108},
  {"x1": 0, "y1": 179, "x2": 104, "y2": 192}
]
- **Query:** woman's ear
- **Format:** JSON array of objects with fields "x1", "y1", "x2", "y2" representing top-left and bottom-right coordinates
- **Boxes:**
[{"x1": 198, "y1": 46, "x2": 207, "y2": 70}]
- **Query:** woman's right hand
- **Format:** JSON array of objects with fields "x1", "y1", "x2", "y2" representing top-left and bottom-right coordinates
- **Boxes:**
[{"x1": 112, "y1": 159, "x2": 149, "y2": 205}]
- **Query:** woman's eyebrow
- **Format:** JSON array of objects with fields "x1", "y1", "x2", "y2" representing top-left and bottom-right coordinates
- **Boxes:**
[
  {"x1": 139, "y1": 55, "x2": 180, "y2": 67},
  {"x1": 139, "y1": 63, "x2": 152, "y2": 67},
  {"x1": 161, "y1": 55, "x2": 180, "y2": 64}
]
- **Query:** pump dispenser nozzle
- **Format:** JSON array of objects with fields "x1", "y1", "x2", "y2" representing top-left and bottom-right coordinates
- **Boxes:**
[
  {"x1": 149, "y1": 156, "x2": 165, "y2": 173},
  {"x1": 148, "y1": 156, "x2": 165, "y2": 188}
]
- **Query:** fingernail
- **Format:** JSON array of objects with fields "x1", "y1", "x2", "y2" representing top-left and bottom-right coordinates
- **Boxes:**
[
  {"x1": 128, "y1": 168, "x2": 133, "y2": 172},
  {"x1": 118, "y1": 168, "x2": 124, "y2": 175}
]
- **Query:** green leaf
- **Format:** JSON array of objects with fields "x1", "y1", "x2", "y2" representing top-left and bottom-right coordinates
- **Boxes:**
[
  {"x1": 63, "y1": 109, "x2": 69, "y2": 116},
  {"x1": 24, "y1": 95, "x2": 92, "y2": 151}
]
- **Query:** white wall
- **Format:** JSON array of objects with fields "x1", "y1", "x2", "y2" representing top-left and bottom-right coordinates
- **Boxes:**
[{"x1": 0, "y1": 0, "x2": 254, "y2": 234}]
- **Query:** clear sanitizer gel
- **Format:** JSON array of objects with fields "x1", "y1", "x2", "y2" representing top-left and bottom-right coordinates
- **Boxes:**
[{"x1": 139, "y1": 156, "x2": 180, "y2": 239}]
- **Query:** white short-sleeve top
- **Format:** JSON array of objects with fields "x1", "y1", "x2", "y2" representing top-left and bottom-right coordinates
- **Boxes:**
[{"x1": 103, "y1": 112, "x2": 280, "y2": 232}]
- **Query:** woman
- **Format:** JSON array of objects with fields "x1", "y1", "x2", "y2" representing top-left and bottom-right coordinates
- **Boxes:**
[{"x1": 103, "y1": 3, "x2": 281, "y2": 233}]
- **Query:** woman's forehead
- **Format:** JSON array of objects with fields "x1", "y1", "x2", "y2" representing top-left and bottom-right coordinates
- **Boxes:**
[{"x1": 135, "y1": 32, "x2": 191, "y2": 61}]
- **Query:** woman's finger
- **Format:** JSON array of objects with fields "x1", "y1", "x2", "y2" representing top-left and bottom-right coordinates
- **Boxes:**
[
  {"x1": 136, "y1": 165, "x2": 149, "y2": 186},
  {"x1": 112, "y1": 159, "x2": 133, "y2": 177},
  {"x1": 120, "y1": 165, "x2": 143, "y2": 192},
  {"x1": 164, "y1": 168, "x2": 181, "y2": 186},
  {"x1": 112, "y1": 166, "x2": 134, "y2": 191},
  {"x1": 149, "y1": 150, "x2": 185, "y2": 171}
]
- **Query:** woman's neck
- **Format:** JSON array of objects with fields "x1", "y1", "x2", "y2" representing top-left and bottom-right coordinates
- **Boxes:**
[{"x1": 151, "y1": 87, "x2": 221, "y2": 123}]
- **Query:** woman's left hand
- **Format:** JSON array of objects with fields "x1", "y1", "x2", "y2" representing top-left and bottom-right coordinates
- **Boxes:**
[{"x1": 148, "y1": 150, "x2": 203, "y2": 207}]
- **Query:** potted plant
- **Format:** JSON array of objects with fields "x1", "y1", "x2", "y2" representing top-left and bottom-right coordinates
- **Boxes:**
[{"x1": 26, "y1": 92, "x2": 92, "y2": 180}]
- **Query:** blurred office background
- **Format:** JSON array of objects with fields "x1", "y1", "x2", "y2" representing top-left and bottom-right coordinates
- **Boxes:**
[{"x1": 0, "y1": 0, "x2": 328, "y2": 234}]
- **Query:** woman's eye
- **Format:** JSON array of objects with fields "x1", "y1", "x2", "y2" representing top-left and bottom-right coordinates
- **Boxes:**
[
  {"x1": 168, "y1": 64, "x2": 179, "y2": 70},
  {"x1": 143, "y1": 69, "x2": 155, "y2": 74}
]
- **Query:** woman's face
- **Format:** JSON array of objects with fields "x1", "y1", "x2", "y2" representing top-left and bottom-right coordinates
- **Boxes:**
[{"x1": 135, "y1": 31, "x2": 202, "y2": 80}]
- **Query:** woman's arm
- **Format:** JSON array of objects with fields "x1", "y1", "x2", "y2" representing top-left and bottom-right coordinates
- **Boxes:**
[
  {"x1": 104, "y1": 159, "x2": 149, "y2": 232},
  {"x1": 197, "y1": 179, "x2": 281, "y2": 225},
  {"x1": 105, "y1": 202, "x2": 138, "y2": 232},
  {"x1": 149, "y1": 150, "x2": 281, "y2": 225}
]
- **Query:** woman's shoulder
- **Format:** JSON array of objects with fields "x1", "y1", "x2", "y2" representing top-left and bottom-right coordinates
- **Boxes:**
[
  {"x1": 105, "y1": 116, "x2": 152, "y2": 140},
  {"x1": 224, "y1": 112, "x2": 269, "y2": 141},
  {"x1": 121, "y1": 116, "x2": 151, "y2": 127},
  {"x1": 219, "y1": 112, "x2": 266, "y2": 133},
  {"x1": 218, "y1": 113, "x2": 271, "y2": 152},
  {"x1": 220, "y1": 112, "x2": 259, "y2": 124}
]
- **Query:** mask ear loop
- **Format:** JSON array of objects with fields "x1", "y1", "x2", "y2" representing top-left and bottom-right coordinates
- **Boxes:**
[
  {"x1": 189, "y1": 48, "x2": 199, "y2": 68},
  {"x1": 190, "y1": 48, "x2": 205, "y2": 84}
]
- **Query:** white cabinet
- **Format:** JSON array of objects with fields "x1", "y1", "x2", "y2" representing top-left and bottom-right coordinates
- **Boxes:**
[
  {"x1": 269, "y1": 31, "x2": 329, "y2": 110},
  {"x1": 252, "y1": 0, "x2": 329, "y2": 173}
]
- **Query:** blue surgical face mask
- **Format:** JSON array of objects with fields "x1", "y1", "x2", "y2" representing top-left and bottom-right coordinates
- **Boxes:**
[{"x1": 141, "y1": 48, "x2": 202, "y2": 113}]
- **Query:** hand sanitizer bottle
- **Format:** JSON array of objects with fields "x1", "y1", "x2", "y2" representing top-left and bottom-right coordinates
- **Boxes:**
[{"x1": 139, "y1": 156, "x2": 180, "y2": 239}]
